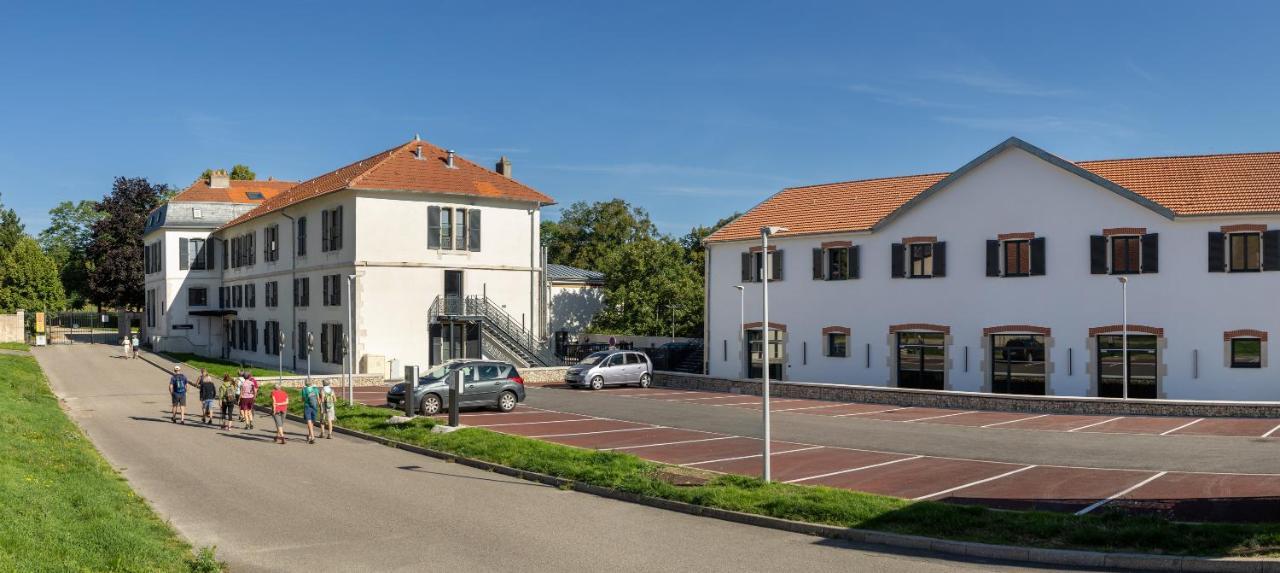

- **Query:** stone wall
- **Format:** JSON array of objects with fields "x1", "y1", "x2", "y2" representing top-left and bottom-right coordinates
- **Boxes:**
[
  {"x1": 0, "y1": 310, "x2": 24, "y2": 343},
  {"x1": 520, "y1": 366, "x2": 569, "y2": 384},
  {"x1": 654, "y1": 371, "x2": 1280, "y2": 418}
]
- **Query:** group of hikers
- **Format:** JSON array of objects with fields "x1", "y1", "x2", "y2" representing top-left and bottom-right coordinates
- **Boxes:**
[{"x1": 167, "y1": 365, "x2": 338, "y2": 445}]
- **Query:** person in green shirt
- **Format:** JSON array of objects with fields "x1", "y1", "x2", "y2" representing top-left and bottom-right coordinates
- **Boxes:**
[
  {"x1": 300, "y1": 379, "x2": 321, "y2": 444},
  {"x1": 217, "y1": 374, "x2": 238, "y2": 430}
]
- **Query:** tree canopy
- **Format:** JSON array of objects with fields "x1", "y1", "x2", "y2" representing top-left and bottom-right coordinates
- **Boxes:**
[
  {"x1": 39, "y1": 200, "x2": 102, "y2": 309},
  {"x1": 0, "y1": 235, "x2": 66, "y2": 313},
  {"x1": 0, "y1": 193, "x2": 25, "y2": 253},
  {"x1": 542, "y1": 199, "x2": 658, "y2": 270},
  {"x1": 199, "y1": 164, "x2": 256, "y2": 181},
  {"x1": 86, "y1": 177, "x2": 169, "y2": 310}
]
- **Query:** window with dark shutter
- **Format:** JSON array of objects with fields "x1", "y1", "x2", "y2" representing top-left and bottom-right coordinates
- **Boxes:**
[
  {"x1": 1003, "y1": 240, "x2": 1030, "y2": 277},
  {"x1": 321, "y1": 327, "x2": 329, "y2": 363},
  {"x1": 812, "y1": 248, "x2": 824, "y2": 280},
  {"x1": 333, "y1": 206, "x2": 343, "y2": 250},
  {"x1": 297, "y1": 216, "x2": 307, "y2": 256},
  {"x1": 301, "y1": 278, "x2": 310, "y2": 306},
  {"x1": 985, "y1": 240, "x2": 1000, "y2": 277},
  {"x1": 322, "y1": 275, "x2": 330, "y2": 306},
  {"x1": 1264, "y1": 230, "x2": 1280, "y2": 271},
  {"x1": 1030, "y1": 237, "x2": 1046, "y2": 276},
  {"x1": 768, "y1": 250, "x2": 783, "y2": 281},
  {"x1": 1208, "y1": 232, "x2": 1226, "y2": 272},
  {"x1": 1090, "y1": 235, "x2": 1107, "y2": 274},
  {"x1": 849, "y1": 246, "x2": 860, "y2": 279},
  {"x1": 330, "y1": 274, "x2": 341, "y2": 305},
  {"x1": 1140, "y1": 233, "x2": 1158, "y2": 274},
  {"x1": 741, "y1": 252, "x2": 752, "y2": 282},
  {"x1": 321, "y1": 209, "x2": 331, "y2": 251},
  {"x1": 427, "y1": 206, "x2": 440, "y2": 249},
  {"x1": 468, "y1": 209, "x2": 481, "y2": 251},
  {"x1": 179, "y1": 238, "x2": 189, "y2": 270},
  {"x1": 891, "y1": 243, "x2": 905, "y2": 278},
  {"x1": 932, "y1": 241, "x2": 946, "y2": 277}
]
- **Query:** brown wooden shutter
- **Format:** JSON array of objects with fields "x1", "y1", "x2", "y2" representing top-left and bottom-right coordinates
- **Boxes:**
[
  {"x1": 1208, "y1": 232, "x2": 1226, "y2": 272},
  {"x1": 468, "y1": 209, "x2": 481, "y2": 251},
  {"x1": 891, "y1": 243, "x2": 905, "y2": 278},
  {"x1": 985, "y1": 240, "x2": 999, "y2": 277},
  {"x1": 321, "y1": 326, "x2": 329, "y2": 363},
  {"x1": 179, "y1": 238, "x2": 189, "y2": 270},
  {"x1": 769, "y1": 250, "x2": 783, "y2": 281},
  {"x1": 741, "y1": 252, "x2": 752, "y2": 282},
  {"x1": 1264, "y1": 230, "x2": 1280, "y2": 271},
  {"x1": 1030, "y1": 237, "x2": 1046, "y2": 276},
  {"x1": 334, "y1": 206, "x2": 343, "y2": 250},
  {"x1": 321, "y1": 210, "x2": 330, "y2": 251},
  {"x1": 848, "y1": 246, "x2": 860, "y2": 279},
  {"x1": 1090, "y1": 235, "x2": 1107, "y2": 274},
  {"x1": 932, "y1": 242, "x2": 946, "y2": 277},
  {"x1": 812, "y1": 248, "x2": 824, "y2": 280},
  {"x1": 1140, "y1": 233, "x2": 1159, "y2": 273}
]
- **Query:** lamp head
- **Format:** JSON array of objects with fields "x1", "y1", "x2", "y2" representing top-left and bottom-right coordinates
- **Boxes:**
[
  {"x1": 761, "y1": 226, "x2": 788, "y2": 236},
  {"x1": 1117, "y1": 276, "x2": 1129, "y2": 285},
  {"x1": 733, "y1": 285, "x2": 744, "y2": 291}
]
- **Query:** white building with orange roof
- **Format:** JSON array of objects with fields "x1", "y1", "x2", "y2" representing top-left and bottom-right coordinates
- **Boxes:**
[
  {"x1": 146, "y1": 137, "x2": 561, "y2": 378},
  {"x1": 703, "y1": 137, "x2": 1280, "y2": 401}
]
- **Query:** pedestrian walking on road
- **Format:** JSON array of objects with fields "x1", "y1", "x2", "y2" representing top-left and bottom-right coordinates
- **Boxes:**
[
  {"x1": 131, "y1": 334, "x2": 140, "y2": 359},
  {"x1": 169, "y1": 365, "x2": 195, "y2": 424},
  {"x1": 217, "y1": 374, "x2": 237, "y2": 430},
  {"x1": 235, "y1": 371, "x2": 246, "y2": 422},
  {"x1": 197, "y1": 369, "x2": 217, "y2": 424},
  {"x1": 120, "y1": 337, "x2": 130, "y2": 359},
  {"x1": 239, "y1": 371, "x2": 259, "y2": 430},
  {"x1": 320, "y1": 380, "x2": 337, "y2": 439},
  {"x1": 271, "y1": 385, "x2": 289, "y2": 444},
  {"x1": 300, "y1": 380, "x2": 320, "y2": 444}
]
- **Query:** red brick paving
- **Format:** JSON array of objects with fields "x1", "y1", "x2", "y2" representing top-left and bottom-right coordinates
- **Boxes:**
[
  {"x1": 696, "y1": 447, "x2": 909, "y2": 482},
  {"x1": 925, "y1": 411, "x2": 1038, "y2": 427},
  {"x1": 803, "y1": 457, "x2": 1023, "y2": 499},
  {"x1": 993, "y1": 414, "x2": 1119, "y2": 431},
  {"x1": 543, "y1": 427, "x2": 717, "y2": 449},
  {"x1": 1078, "y1": 416, "x2": 1198, "y2": 435},
  {"x1": 939, "y1": 466, "x2": 1158, "y2": 512},
  {"x1": 856, "y1": 407, "x2": 963, "y2": 422},
  {"x1": 1116, "y1": 472, "x2": 1280, "y2": 522},
  {"x1": 485, "y1": 419, "x2": 650, "y2": 437},
  {"x1": 617, "y1": 437, "x2": 805, "y2": 465},
  {"x1": 1170, "y1": 418, "x2": 1277, "y2": 437}
]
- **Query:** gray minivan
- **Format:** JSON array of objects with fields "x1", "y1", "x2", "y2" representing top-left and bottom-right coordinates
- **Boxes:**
[
  {"x1": 386, "y1": 360, "x2": 526, "y2": 414},
  {"x1": 564, "y1": 350, "x2": 653, "y2": 390}
]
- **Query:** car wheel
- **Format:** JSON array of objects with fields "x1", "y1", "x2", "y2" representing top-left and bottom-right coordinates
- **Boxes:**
[
  {"x1": 590, "y1": 376, "x2": 604, "y2": 391},
  {"x1": 496, "y1": 391, "x2": 518, "y2": 412},
  {"x1": 638, "y1": 373, "x2": 651, "y2": 388},
  {"x1": 419, "y1": 394, "x2": 442, "y2": 416}
]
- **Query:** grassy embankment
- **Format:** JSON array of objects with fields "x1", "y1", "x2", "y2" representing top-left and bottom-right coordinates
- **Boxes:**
[
  {"x1": 0, "y1": 353, "x2": 221, "y2": 572},
  {"x1": 258, "y1": 387, "x2": 1280, "y2": 558},
  {"x1": 165, "y1": 352, "x2": 289, "y2": 379},
  {"x1": 0, "y1": 342, "x2": 29, "y2": 351}
]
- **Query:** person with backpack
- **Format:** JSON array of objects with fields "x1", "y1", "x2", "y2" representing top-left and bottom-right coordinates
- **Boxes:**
[
  {"x1": 169, "y1": 365, "x2": 195, "y2": 424},
  {"x1": 217, "y1": 374, "x2": 237, "y2": 430},
  {"x1": 197, "y1": 369, "x2": 217, "y2": 424},
  {"x1": 131, "y1": 334, "x2": 140, "y2": 359},
  {"x1": 300, "y1": 379, "x2": 321, "y2": 444},
  {"x1": 238, "y1": 371, "x2": 259, "y2": 430},
  {"x1": 320, "y1": 380, "x2": 337, "y2": 439},
  {"x1": 270, "y1": 385, "x2": 290, "y2": 444}
]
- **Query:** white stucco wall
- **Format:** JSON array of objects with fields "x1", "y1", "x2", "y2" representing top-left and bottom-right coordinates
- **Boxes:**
[
  {"x1": 706, "y1": 146, "x2": 1280, "y2": 400},
  {"x1": 547, "y1": 283, "x2": 604, "y2": 334}
]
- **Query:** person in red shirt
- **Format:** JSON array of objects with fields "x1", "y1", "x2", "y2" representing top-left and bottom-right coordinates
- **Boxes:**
[{"x1": 271, "y1": 385, "x2": 290, "y2": 445}]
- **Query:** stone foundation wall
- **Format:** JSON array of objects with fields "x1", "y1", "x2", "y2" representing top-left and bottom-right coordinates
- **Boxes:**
[
  {"x1": 654, "y1": 371, "x2": 1280, "y2": 418},
  {"x1": 0, "y1": 310, "x2": 24, "y2": 343},
  {"x1": 520, "y1": 366, "x2": 569, "y2": 384}
]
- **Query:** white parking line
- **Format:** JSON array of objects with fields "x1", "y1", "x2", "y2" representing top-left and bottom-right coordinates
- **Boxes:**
[
  {"x1": 1262, "y1": 423, "x2": 1280, "y2": 438},
  {"x1": 913, "y1": 465, "x2": 1037, "y2": 501},
  {"x1": 980, "y1": 413, "x2": 1049, "y2": 428},
  {"x1": 903, "y1": 410, "x2": 978, "y2": 423},
  {"x1": 669, "y1": 395, "x2": 762, "y2": 402},
  {"x1": 833, "y1": 407, "x2": 909, "y2": 418},
  {"x1": 471, "y1": 418, "x2": 599, "y2": 428},
  {"x1": 1159, "y1": 418, "x2": 1204, "y2": 436},
  {"x1": 617, "y1": 391, "x2": 697, "y2": 398},
  {"x1": 784, "y1": 456, "x2": 923, "y2": 484},
  {"x1": 713, "y1": 399, "x2": 803, "y2": 408},
  {"x1": 684, "y1": 445, "x2": 824, "y2": 467},
  {"x1": 1074, "y1": 471, "x2": 1168, "y2": 516},
  {"x1": 608, "y1": 436, "x2": 735, "y2": 451},
  {"x1": 528, "y1": 426, "x2": 662, "y2": 439},
  {"x1": 1066, "y1": 416, "x2": 1125, "y2": 432},
  {"x1": 773, "y1": 403, "x2": 854, "y2": 412}
]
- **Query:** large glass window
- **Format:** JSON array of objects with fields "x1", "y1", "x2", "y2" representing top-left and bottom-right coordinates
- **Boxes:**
[
  {"x1": 1230, "y1": 233, "x2": 1261, "y2": 272},
  {"x1": 1231, "y1": 338, "x2": 1262, "y2": 368},
  {"x1": 1003, "y1": 240, "x2": 1029, "y2": 277},
  {"x1": 1111, "y1": 236, "x2": 1140, "y2": 274},
  {"x1": 897, "y1": 332, "x2": 945, "y2": 389},
  {"x1": 745, "y1": 328, "x2": 785, "y2": 379},
  {"x1": 1097, "y1": 334, "x2": 1157, "y2": 398},
  {"x1": 990, "y1": 334, "x2": 1046, "y2": 395},
  {"x1": 909, "y1": 244, "x2": 933, "y2": 278}
]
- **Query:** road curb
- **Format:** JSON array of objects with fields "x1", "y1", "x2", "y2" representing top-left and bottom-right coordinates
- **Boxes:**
[{"x1": 272, "y1": 408, "x2": 1272, "y2": 572}]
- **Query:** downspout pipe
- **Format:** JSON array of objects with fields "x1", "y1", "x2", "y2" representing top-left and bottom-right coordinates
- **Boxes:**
[{"x1": 280, "y1": 211, "x2": 297, "y2": 372}]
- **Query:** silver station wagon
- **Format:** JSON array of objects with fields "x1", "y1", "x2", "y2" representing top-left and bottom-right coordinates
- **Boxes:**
[{"x1": 564, "y1": 350, "x2": 653, "y2": 390}]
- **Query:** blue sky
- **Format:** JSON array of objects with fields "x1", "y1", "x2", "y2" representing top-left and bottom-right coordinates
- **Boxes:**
[{"x1": 3, "y1": 1, "x2": 1279, "y2": 235}]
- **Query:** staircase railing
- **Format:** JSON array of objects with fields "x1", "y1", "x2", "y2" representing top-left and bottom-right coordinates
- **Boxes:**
[{"x1": 431, "y1": 295, "x2": 561, "y2": 367}]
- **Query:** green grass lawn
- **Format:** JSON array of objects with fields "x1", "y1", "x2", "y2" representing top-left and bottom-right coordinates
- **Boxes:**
[
  {"x1": 0, "y1": 354, "x2": 221, "y2": 572},
  {"x1": 0, "y1": 342, "x2": 29, "y2": 351},
  {"x1": 262, "y1": 388, "x2": 1280, "y2": 558},
  {"x1": 165, "y1": 352, "x2": 289, "y2": 379}
]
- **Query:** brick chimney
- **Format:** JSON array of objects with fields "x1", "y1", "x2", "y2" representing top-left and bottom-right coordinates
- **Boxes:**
[
  {"x1": 496, "y1": 156, "x2": 512, "y2": 178},
  {"x1": 208, "y1": 169, "x2": 230, "y2": 188}
]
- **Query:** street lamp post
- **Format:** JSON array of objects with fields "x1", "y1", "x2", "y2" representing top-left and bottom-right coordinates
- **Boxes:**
[
  {"x1": 346, "y1": 273, "x2": 358, "y2": 405},
  {"x1": 760, "y1": 225, "x2": 787, "y2": 483},
  {"x1": 733, "y1": 285, "x2": 744, "y2": 377},
  {"x1": 1118, "y1": 276, "x2": 1129, "y2": 400}
]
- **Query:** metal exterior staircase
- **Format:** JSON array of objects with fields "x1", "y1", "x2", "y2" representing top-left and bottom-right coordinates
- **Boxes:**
[
  {"x1": 672, "y1": 341, "x2": 705, "y2": 374},
  {"x1": 430, "y1": 295, "x2": 560, "y2": 368}
]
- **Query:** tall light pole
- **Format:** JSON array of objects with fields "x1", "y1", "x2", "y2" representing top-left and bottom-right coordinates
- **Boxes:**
[
  {"x1": 733, "y1": 285, "x2": 744, "y2": 377},
  {"x1": 346, "y1": 273, "x2": 358, "y2": 404},
  {"x1": 760, "y1": 225, "x2": 787, "y2": 483},
  {"x1": 1117, "y1": 276, "x2": 1128, "y2": 400}
]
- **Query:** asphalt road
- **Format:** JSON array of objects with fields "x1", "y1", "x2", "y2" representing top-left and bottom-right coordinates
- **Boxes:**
[
  {"x1": 31, "y1": 343, "x2": 1084, "y2": 573},
  {"x1": 524, "y1": 386, "x2": 1280, "y2": 474}
]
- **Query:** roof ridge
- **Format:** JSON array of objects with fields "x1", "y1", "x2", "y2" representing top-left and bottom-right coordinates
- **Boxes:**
[
  {"x1": 1078, "y1": 150, "x2": 1280, "y2": 164},
  {"x1": 783, "y1": 171, "x2": 951, "y2": 191},
  {"x1": 346, "y1": 139, "x2": 420, "y2": 188}
]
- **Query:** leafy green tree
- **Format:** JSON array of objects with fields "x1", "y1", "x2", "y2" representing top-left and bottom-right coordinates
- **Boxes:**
[
  {"x1": 589, "y1": 237, "x2": 703, "y2": 337},
  {"x1": 0, "y1": 193, "x2": 25, "y2": 252},
  {"x1": 680, "y1": 212, "x2": 741, "y2": 274},
  {"x1": 87, "y1": 177, "x2": 169, "y2": 310},
  {"x1": 0, "y1": 236, "x2": 66, "y2": 313},
  {"x1": 542, "y1": 200, "x2": 658, "y2": 271},
  {"x1": 199, "y1": 164, "x2": 256, "y2": 181},
  {"x1": 39, "y1": 200, "x2": 102, "y2": 309}
]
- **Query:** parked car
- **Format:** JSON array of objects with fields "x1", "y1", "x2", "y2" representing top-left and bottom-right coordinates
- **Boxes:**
[
  {"x1": 386, "y1": 360, "x2": 525, "y2": 415},
  {"x1": 564, "y1": 350, "x2": 653, "y2": 390}
]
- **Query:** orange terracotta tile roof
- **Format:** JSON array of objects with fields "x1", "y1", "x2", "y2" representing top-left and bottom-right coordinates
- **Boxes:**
[
  {"x1": 708, "y1": 144, "x2": 1280, "y2": 243},
  {"x1": 222, "y1": 139, "x2": 553, "y2": 229},
  {"x1": 171, "y1": 179, "x2": 295, "y2": 204}
]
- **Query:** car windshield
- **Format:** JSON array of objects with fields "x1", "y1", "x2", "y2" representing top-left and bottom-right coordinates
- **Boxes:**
[
  {"x1": 578, "y1": 352, "x2": 610, "y2": 366},
  {"x1": 420, "y1": 364, "x2": 454, "y2": 382}
]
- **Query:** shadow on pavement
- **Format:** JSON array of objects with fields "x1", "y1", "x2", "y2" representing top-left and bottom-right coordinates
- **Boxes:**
[{"x1": 396, "y1": 464, "x2": 547, "y2": 488}]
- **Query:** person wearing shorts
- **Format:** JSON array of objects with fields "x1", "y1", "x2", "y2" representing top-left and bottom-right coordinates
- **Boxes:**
[
  {"x1": 300, "y1": 380, "x2": 320, "y2": 444},
  {"x1": 270, "y1": 385, "x2": 289, "y2": 444},
  {"x1": 320, "y1": 380, "x2": 337, "y2": 439},
  {"x1": 217, "y1": 374, "x2": 237, "y2": 430},
  {"x1": 197, "y1": 369, "x2": 216, "y2": 424},
  {"x1": 238, "y1": 373, "x2": 259, "y2": 430},
  {"x1": 168, "y1": 365, "x2": 194, "y2": 424}
]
